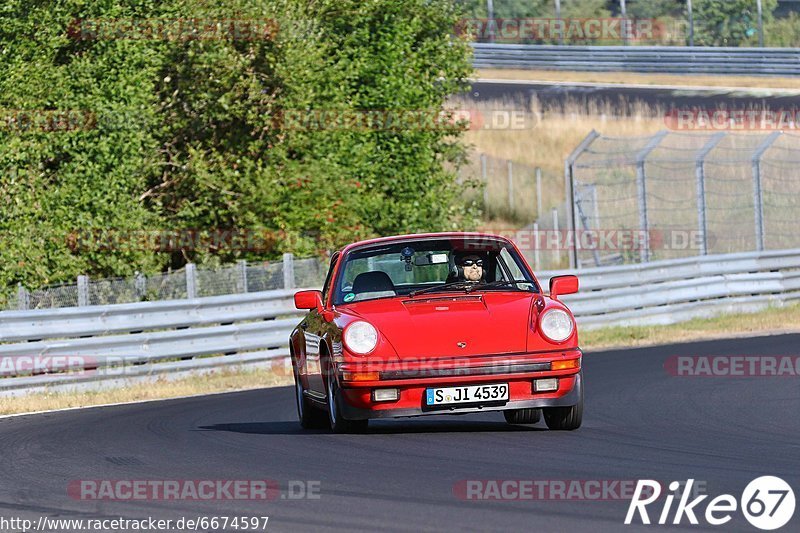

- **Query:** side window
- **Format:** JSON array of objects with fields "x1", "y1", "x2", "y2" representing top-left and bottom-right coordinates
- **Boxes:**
[{"x1": 321, "y1": 253, "x2": 339, "y2": 304}]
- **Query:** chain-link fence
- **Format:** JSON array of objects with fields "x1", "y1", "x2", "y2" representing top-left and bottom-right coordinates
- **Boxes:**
[
  {"x1": 567, "y1": 130, "x2": 800, "y2": 268},
  {"x1": 460, "y1": 152, "x2": 564, "y2": 226},
  {"x1": 4, "y1": 255, "x2": 327, "y2": 312}
]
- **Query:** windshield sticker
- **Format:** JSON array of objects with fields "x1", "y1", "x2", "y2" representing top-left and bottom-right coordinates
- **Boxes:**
[{"x1": 343, "y1": 292, "x2": 356, "y2": 303}]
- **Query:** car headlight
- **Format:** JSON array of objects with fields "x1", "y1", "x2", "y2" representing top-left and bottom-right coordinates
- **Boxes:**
[
  {"x1": 539, "y1": 309, "x2": 574, "y2": 343},
  {"x1": 343, "y1": 321, "x2": 379, "y2": 354}
]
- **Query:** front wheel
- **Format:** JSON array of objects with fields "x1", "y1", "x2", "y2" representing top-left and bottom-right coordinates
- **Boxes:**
[
  {"x1": 326, "y1": 373, "x2": 368, "y2": 434},
  {"x1": 543, "y1": 374, "x2": 583, "y2": 431}
]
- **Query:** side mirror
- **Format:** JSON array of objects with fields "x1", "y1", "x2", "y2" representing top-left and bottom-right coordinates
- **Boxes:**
[
  {"x1": 550, "y1": 275, "x2": 579, "y2": 300},
  {"x1": 294, "y1": 290, "x2": 323, "y2": 310}
]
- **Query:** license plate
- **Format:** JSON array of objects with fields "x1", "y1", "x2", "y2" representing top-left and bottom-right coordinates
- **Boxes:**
[{"x1": 425, "y1": 383, "x2": 509, "y2": 406}]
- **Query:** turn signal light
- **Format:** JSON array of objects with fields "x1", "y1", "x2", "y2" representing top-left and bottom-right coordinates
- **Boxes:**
[
  {"x1": 341, "y1": 371, "x2": 380, "y2": 382},
  {"x1": 551, "y1": 358, "x2": 580, "y2": 371}
]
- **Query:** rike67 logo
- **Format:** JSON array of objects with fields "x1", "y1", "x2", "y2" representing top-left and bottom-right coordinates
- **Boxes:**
[{"x1": 625, "y1": 477, "x2": 795, "y2": 530}]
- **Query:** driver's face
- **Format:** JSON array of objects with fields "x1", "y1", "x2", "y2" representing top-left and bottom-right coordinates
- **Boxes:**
[{"x1": 461, "y1": 257, "x2": 483, "y2": 281}]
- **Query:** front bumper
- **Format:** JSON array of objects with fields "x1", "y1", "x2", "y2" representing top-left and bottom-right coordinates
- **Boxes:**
[{"x1": 336, "y1": 349, "x2": 583, "y2": 420}]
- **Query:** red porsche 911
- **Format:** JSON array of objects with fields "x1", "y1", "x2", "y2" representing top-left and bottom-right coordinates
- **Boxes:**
[{"x1": 289, "y1": 232, "x2": 582, "y2": 433}]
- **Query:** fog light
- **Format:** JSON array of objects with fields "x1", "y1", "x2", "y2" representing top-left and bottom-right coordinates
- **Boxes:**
[
  {"x1": 372, "y1": 388, "x2": 399, "y2": 402},
  {"x1": 533, "y1": 378, "x2": 558, "y2": 392}
]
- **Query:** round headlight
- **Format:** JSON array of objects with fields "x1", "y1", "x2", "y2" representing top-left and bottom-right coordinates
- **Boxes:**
[
  {"x1": 343, "y1": 321, "x2": 379, "y2": 354},
  {"x1": 539, "y1": 309, "x2": 574, "y2": 343}
]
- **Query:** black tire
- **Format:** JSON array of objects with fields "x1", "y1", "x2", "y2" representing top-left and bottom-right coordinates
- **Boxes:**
[
  {"x1": 293, "y1": 360, "x2": 328, "y2": 429},
  {"x1": 503, "y1": 408, "x2": 541, "y2": 425},
  {"x1": 543, "y1": 374, "x2": 583, "y2": 431},
  {"x1": 326, "y1": 372, "x2": 368, "y2": 434}
]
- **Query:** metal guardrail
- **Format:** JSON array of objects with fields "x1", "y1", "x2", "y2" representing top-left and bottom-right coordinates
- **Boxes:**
[
  {"x1": 540, "y1": 248, "x2": 800, "y2": 328},
  {"x1": 0, "y1": 290, "x2": 306, "y2": 395},
  {"x1": 472, "y1": 44, "x2": 800, "y2": 76},
  {"x1": 1, "y1": 249, "x2": 799, "y2": 394}
]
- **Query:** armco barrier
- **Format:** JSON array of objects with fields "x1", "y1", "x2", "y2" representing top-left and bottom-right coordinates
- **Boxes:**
[
  {"x1": 471, "y1": 43, "x2": 800, "y2": 76},
  {"x1": 1, "y1": 249, "x2": 799, "y2": 394}
]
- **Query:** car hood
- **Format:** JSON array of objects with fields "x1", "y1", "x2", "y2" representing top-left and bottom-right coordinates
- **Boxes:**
[{"x1": 341, "y1": 292, "x2": 535, "y2": 358}]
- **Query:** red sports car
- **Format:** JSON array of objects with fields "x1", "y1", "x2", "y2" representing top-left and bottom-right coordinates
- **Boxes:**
[{"x1": 289, "y1": 232, "x2": 582, "y2": 433}]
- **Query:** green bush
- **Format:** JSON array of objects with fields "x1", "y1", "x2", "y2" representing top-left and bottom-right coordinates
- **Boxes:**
[{"x1": 0, "y1": 0, "x2": 477, "y2": 296}]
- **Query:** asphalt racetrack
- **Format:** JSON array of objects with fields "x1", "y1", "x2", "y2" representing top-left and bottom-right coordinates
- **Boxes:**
[{"x1": 1, "y1": 334, "x2": 798, "y2": 532}]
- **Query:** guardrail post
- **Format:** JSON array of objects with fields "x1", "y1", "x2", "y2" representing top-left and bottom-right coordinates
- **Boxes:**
[
  {"x1": 695, "y1": 132, "x2": 726, "y2": 256},
  {"x1": 564, "y1": 130, "x2": 600, "y2": 269},
  {"x1": 283, "y1": 253, "x2": 295, "y2": 289},
  {"x1": 635, "y1": 131, "x2": 668, "y2": 263},
  {"x1": 17, "y1": 283, "x2": 29, "y2": 311},
  {"x1": 77, "y1": 275, "x2": 89, "y2": 307},
  {"x1": 238, "y1": 260, "x2": 248, "y2": 293},
  {"x1": 752, "y1": 132, "x2": 781, "y2": 252},
  {"x1": 185, "y1": 263, "x2": 197, "y2": 299}
]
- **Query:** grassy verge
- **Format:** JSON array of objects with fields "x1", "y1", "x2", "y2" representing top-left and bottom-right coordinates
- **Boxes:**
[
  {"x1": 0, "y1": 366, "x2": 293, "y2": 417},
  {"x1": 476, "y1": 68, "x2": 800, "y2": 90},
  {"x1": 2, "y1": 303, "x2": 799, "y2": 417},
  {"x1": 582, "y1": 302, "x2": 800, "y2": 351}
]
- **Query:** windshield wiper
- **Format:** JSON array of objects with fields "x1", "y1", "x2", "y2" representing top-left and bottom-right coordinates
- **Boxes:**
[
  {"x1": 408, "y1": 279, "x2": 531, "y2": 297},
  {"x1": 408, "y1": 281, "x2": 472, "y2": 297},
  {"x1": 464, "y1": 279, "x2": 531, "y2": 292}
]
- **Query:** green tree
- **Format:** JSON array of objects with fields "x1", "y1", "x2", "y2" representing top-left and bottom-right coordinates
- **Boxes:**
[
  {"x1": 0, "y1": 0, "x2": 476, "y2": 301},
  {"x1": 693, "y1": 0, "x2": 778, "y2": 46}
]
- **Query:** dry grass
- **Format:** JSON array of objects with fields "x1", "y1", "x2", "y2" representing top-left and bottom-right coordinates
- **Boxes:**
[
  {"x1": 582, "y1": 302, "x2": 800, "y2": 351},
  {"x1": 0, "y1": 365, "x2": 293, "y2": 417},
  {"x1": 460, "y1": 96, "x2": 664, "y2": 178},
  {"x1": 476, "y1": 68, "x2": 800, "y2": 91}
]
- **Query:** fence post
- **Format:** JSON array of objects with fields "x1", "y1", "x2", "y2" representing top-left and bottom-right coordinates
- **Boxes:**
[
  {"x1": 238, "y1": 260, "x2": 248, "y2": 293},
  {"x1": 695, "y1": 132, "x2": 725, "y2": 256},
  {"x1": 752, "y1": 132, "x2": 781, "y2": 252},
  {"x1": 564, "y1": 130, "x2": 600, "y2": 269},
  {"x1": 77, "y1": 275, "x2": 89, "y2": 306},
  {"x1": 186, "y1": 263, "x2": 197, "y2": 299},
  {"x1": 535, "y1": 167, "x2": 542, "y2": 219},
  {"x1": 283, "y1": 253, "x2": 295, "y2": 289},
  {"x1": 507, "y1": 160, "x2": 514, "y2": 214},
  {"x1": 635, "y1": 131, "x2": 668, "y2": 263},
  {"x1": 481, "y1": 154, "x2": 489, "y2": 208},
  {"x1": 134, "y1": 272, "x2": 147, "y2": 300},
  {"x1": 551, "y1": 208, "x2": 560, "y2": 267},
  {"x1": 17, "y1": 283, "x2": 29, "y2": 311}
]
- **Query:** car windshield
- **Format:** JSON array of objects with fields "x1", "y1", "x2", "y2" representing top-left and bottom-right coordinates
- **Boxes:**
[{"x1": 332, "y1": 237, "x2": 539, "y2": 305}]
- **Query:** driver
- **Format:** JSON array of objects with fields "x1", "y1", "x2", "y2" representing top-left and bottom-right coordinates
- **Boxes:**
[{"x1": 458, "y1": 254, "x2": 485, "y2": 283}]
